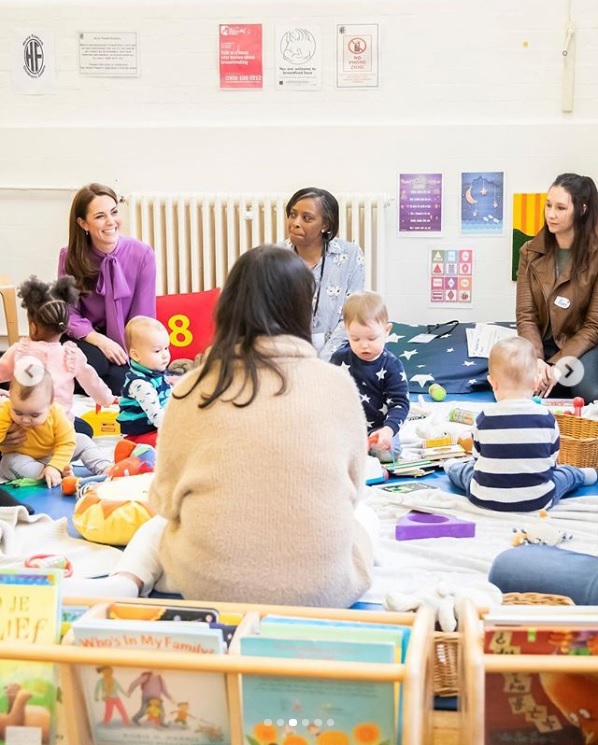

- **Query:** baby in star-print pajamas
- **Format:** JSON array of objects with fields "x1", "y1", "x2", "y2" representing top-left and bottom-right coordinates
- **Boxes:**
[{"x1": 331, "y1": 291, "x2": 410, "y2": 462}]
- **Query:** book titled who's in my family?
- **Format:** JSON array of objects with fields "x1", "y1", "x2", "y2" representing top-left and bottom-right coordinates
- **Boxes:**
[
  {"x1": 0, "y1": 567, "x2": 63, "y2": 745},
  {"x1": 71, "y1": 616, "x2": 229, "y2": 745}
]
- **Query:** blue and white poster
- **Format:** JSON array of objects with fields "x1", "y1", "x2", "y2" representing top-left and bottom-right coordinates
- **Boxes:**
[{"x1": 460, "y1": 171, "x2": 504, "y2": 235}]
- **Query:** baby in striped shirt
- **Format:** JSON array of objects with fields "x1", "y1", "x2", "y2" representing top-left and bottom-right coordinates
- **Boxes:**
[{"x1": 444, "y1": 336, "x2": 597, "y2": 512}]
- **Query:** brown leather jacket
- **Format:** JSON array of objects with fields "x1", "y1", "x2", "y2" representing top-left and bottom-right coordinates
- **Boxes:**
[{"x1": 516, "y1": 232, "x2": 598, "y2": 362}]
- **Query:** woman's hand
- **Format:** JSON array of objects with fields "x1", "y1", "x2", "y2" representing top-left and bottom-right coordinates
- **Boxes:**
[
  {"x1": 535, "y1": 358, "x2": 557, "y2": 398},
  {"x1": 0, "y1": 422, "x2": 26, "y2": 448},
  {"x1": 86, "y1": 331, "x2": 129, "y2": 366},
  {"x1": 42, "y1": 465, "x2": 62, "y2": 488}
]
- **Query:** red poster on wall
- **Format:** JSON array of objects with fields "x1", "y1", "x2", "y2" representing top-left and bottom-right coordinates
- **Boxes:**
[{"x1": 219, "y1": 23, "x2": 263, "y2": 89}]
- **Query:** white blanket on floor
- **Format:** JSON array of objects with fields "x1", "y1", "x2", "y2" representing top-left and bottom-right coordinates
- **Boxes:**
[
  {"x1": 361, "y1": 486, "x2": 598, "y2": 604},
  {"x1": 0, "y1": 506, "x2": 123, "y2": 578}
]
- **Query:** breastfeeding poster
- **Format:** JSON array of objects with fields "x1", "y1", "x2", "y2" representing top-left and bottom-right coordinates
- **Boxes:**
[
  {"x1": 219, "y1": 23, "x2": 263, "y2": 89},
  {"x1": 429, "y1": 248, "x2": 474, "y2": 307},
  {"x1": 276, "y1": 26, "x2": 321, "y2": 89}
]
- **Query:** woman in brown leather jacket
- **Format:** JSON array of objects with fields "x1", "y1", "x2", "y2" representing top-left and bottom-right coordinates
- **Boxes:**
[{"x1": 516, "y1": 172, "x2": 598, "y2": 402}]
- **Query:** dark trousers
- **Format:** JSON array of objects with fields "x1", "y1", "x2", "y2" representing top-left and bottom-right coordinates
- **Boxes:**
[
  {"x1": 544, "y1": 340, "x2": 598, "y2": 403},
  {"x1": 62, "y1": 335, "x2": 127, "y2": 396}
]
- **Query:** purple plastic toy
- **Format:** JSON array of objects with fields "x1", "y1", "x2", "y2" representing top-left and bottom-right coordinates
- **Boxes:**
[{"x1": 395, "y1": 510, "x2": 475, "y2": 541}]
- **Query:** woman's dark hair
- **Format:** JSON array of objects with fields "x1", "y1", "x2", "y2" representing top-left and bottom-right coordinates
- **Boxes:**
[
  {"x1": 18, "y1": 275, "x2": 79, "y2": 336},
  {"x1": 542, "y1": 173, "x2": 598, "y2": 277},
  {"x1": 65, "y1": 183, "x2": 119, "y2": 292},
  {"x1": 285, "y1": 187, "x2": 339, "y2": 241},
  {"x1": 174, "y1": 245, "x2": 315, "y2": 408}
]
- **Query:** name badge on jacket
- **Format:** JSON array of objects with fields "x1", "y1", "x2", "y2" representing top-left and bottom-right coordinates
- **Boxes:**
[{"x1": 554, "y1": 296, "x2": 571, "y2": 309}]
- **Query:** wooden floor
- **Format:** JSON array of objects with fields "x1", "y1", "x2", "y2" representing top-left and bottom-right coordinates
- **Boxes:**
[{"x1": 433, "y1": 710, "x2": 460, "y2": 745}]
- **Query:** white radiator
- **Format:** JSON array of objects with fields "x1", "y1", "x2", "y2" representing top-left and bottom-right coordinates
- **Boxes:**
[{"x1": 127, "y1": 192, "x2": 386, "y2": 295}]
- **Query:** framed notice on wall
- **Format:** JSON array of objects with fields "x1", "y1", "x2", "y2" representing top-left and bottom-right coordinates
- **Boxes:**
[{"x1": 219, "y1": 24, "x2": 263, "y2": 89}]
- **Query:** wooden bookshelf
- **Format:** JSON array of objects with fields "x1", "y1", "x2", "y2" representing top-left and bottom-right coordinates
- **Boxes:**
[{"x1": 0, "y1": 598, "x2": 435, "y2": 745}]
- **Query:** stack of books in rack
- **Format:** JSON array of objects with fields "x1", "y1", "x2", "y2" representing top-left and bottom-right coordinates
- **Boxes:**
[
  {"x1": 55, "y1": 599, "x2": 426, "y2": 745},
  {"x1": 482, "y1": 605, "x2": 598, "y2": 745}
]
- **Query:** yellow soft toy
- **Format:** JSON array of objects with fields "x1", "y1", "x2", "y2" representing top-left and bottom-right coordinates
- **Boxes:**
[{"x1": 73, "y1": 472, "x2": 155, "y2": 546}]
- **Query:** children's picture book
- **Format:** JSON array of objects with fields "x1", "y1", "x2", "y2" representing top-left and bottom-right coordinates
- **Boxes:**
[
  {"x1": 0, "y1": 568, "x2": 63, "y2": 745},
  {"x1": 383, "y1": 482, "x2": 439, "y2": 495},
  {"x1": 484, "y1": 624, "x2": 598, "y2": 744},
  {"x1": 258, "y1": 615, "x2": 409, "y2": 660},
  {"x1": 107, "y1": 602, "x2": 219, "y2": 624},
  {"x1": 239, "y1": 634, "x2": 398, "y2": 745},
  {"x1": 71, "y1": 617, "x2": 229, "y2": 745}
]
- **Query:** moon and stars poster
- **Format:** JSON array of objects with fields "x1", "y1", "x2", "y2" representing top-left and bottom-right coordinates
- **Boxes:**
[{"x1": 460, "y1": 171, "x2": 504, "y2": 234}]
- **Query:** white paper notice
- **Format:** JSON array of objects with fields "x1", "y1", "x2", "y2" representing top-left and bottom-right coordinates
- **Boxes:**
[
  {"x1": 336, "y1": 24, "x2": 379, "y2": 88},
  {"x1": 79, "y1": 32, "x2": 138, "y2": 77},
  {"x1": 12, "y1": 29, "x2": 56, "y2": 94},
  {"x1": 275, "y1": 25, "x2": 321, "y2": 89},
  {"x1": 467, "y1": 323, "x2": 517, "y2": 358}
]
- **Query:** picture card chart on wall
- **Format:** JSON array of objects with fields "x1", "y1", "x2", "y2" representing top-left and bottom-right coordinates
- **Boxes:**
[
  {"x1": 336, "y1": 24, "x2": 379, "y2": 88},
  {"x1": 276, "y1": 26, "x2": 321, "y2": 89},
  {"x1": 460, "y1": 171, "x2": 504, "y2": 234},
  {"x1": 429, "y1": 248, "x2": 473, "y2": 307},
  {"x1": 398, "y1": 173, "x2": 443, "y2": 235},
  {"x1": 219, "y1": 23, "x2": 263, "y2": 89}
]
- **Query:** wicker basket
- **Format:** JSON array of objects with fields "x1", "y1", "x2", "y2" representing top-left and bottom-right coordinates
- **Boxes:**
[
  {"x1": 432, "y1": 591, "x2": 575, "y2": 698},
  {"x1": 502, "y1": 591, "x2": 574, "y2": 606},
  {"x1": 555, "y1": 413, "x2": 598, "y2": 468},
  {"x1": 433, "y1": 632, "x2": 460, "y2": 697}
]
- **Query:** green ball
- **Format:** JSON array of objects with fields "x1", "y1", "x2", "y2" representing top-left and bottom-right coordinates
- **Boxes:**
[{"x1": 429, "y1": 384, "x2": 447, "y2": 401}]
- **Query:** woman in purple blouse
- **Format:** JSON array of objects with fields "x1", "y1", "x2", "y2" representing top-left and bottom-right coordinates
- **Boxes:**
[{"x1": 58, "y1": 183, "x2": 156, "y2": 394}]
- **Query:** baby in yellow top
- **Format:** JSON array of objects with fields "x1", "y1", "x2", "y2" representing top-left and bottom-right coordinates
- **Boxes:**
[{"x1": 0, "y1": 358, "x2": 110, "y2": 487}]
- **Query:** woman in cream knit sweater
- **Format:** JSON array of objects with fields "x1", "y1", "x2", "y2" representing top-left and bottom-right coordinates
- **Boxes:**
[{"x1": 66, "y1": 245, "x2": 375, "y2": 607}]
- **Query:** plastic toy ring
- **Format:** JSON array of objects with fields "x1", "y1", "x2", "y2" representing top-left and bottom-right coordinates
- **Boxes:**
[{"x1": 24, "y1": 554, "x2": 74, "y2": 577}]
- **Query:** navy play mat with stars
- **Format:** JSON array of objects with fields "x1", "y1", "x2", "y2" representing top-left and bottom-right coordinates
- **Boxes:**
[{"x1": 385, "y1": 320, "x2": 516, "y2": 394}]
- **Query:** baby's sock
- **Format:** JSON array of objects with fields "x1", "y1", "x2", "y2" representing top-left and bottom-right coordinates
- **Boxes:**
[
  {"x1": 63, "y1": 574, "x2": 140, "y2": 599},
  {"x1": 581, "y1": 468, "x2": 598, "y2": 486}
]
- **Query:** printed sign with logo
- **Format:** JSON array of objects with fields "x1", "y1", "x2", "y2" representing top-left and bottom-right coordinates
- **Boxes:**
[
  {"x1": 275, "y1": 25, "x2": 322, "y2": 89},
  {"x1": 336, "y1": 24, "x2": 379, "y2": 88},
  {"x1": 12, "y1": 29, "x2": 56, "y2": 93},
  {"x1": 219, "y1": 24, "x2": 263, "y2": 89},
  {"x1": 429, "y1": 248, "x2": 474, "y2": 308}
]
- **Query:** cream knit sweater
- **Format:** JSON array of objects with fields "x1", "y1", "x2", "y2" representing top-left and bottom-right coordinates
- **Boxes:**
[{"x1": 150, "y1": 335, "x2": 373, "y2": 607}]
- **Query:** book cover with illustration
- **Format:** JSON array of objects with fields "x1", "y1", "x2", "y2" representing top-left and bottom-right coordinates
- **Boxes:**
[
  {"x1": 484, "y1": 624, "x2": 598, "y2": 744},
  {"x1": 71, "y1": 618, "x2": 229, "y2": 745},
  {"x1": 0, "y1": 568, "x2": 63, "y2": 745},
  {"x1": 240, "y1": 635, "x2": 397, "y2": 745}
]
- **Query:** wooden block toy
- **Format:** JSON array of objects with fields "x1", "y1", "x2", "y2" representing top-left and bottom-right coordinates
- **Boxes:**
[{"x1": 395, "y1": 510, "x2": 475, "y2": 540}]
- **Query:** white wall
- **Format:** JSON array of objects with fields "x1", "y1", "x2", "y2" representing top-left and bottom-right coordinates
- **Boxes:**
[{"x1": 1, "y1": 0, "x2": 597, "y2": 339}]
